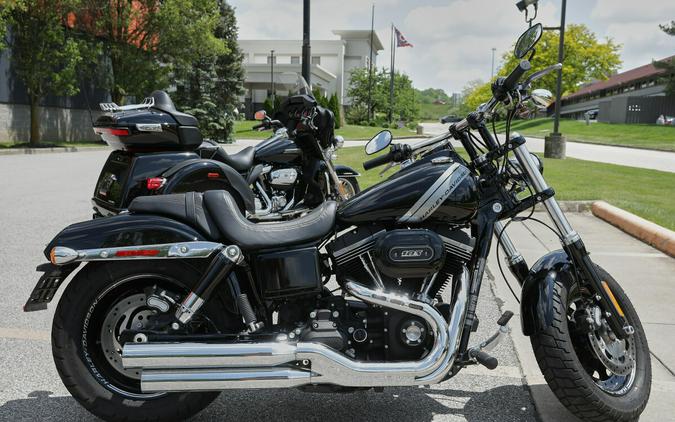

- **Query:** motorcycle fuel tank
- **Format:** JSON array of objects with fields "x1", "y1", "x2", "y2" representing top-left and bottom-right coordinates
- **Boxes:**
[
  {"x1": 338, "y1": 158, "x2": 478, "y2": 226},
  {"x1": 255, "y1": 134, "x2": 302, "y2": 164}
]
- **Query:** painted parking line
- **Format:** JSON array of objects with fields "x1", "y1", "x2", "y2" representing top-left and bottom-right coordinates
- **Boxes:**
[{"x1": 0, "y1": 327, "x2": 50, "y2": 341}]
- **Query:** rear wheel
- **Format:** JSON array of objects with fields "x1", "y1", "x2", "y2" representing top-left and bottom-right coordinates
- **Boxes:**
[
  {"x1": 52, "y1": 261, "x2": 239, "y2": 421},
  {"x1": 531, "y1": 266, "x2": 651, "y2": 422}
]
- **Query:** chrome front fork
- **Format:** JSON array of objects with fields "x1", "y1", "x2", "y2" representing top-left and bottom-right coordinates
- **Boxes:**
[
  {"x1": 512, "y1": 143, "x2": 579, "y2": 245},
  {"x1": 491, "y1": 142, "x2": 580, "y2": 284}
]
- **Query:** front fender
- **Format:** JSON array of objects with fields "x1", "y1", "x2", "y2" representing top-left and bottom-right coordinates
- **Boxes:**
[
  {"x1": 334, "y1": 164, "x2": 361, "y2": 177},
  {"x1": 521, "y1": 249, "x2": 576, "y2": 336},
  {"x1": 162, "y1": 159, "x2": 255, "y2": 212}
]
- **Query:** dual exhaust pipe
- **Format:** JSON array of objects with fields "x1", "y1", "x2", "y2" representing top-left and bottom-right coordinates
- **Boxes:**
[{"x1": 122, "y1": 271, "x2": 469, "y2": 392}]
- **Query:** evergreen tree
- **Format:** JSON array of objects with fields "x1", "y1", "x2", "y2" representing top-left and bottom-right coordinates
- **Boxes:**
[
  {"x1": 173, "y1": 0, "x2": 244, "y2": 143},
  {"x1": 328, "y1": 93, "x2": 342, "y2": 129}
]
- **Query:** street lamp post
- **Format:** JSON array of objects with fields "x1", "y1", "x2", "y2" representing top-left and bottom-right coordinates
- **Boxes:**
[
  {"x1": 517, "y1": 0, "x2": 567, "y2": 159},
  {"x1": 270, "y1": 50, "x2": 275, "y2": 107},
  {"x1": 545, "y1": 0, "x2": 567, "y2": 159},
  {"x1": 491, "y1": 47, "x2": 496, "y2": 80}
]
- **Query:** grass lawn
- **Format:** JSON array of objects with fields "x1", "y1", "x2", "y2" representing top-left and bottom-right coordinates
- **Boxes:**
[
  {"x1": 418, "y1": 103, "x2": 452, "y2": 122},
  {"x1": 494, "y1": 118, "x2": 675, "y2": 151},
  {"x1": 234, "y1": 120, "x2": 417, "y2": 140},
  {"x1": 0, "y1": 141, "x2": 105, "y2": 148},
  {"x1": 335, "y1": 146, "x2": 675, "y2": 231}
]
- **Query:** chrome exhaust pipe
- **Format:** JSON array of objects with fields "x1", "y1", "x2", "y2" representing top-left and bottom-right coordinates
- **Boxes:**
[
  {"x1": 141, "y1": 367, "x2": 312, "y2": 392},
  {"x1": 122, "y1": 268, "x2": 469, "y2": 390},
  {"x1": 124, "y1": 342, "x2": 298, "y2": 369}
]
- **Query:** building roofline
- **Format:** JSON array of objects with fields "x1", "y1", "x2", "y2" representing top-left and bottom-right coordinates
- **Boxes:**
[
  {"x1": 564, "y1": 55, "x2": 673, "y2": 100},
  {"x1": 332, "y1": 30, "x2": 384, "y2": 51}
]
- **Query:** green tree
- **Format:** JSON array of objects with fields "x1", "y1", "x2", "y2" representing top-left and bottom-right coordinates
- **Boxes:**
[
  {"x1": 346, "y1": 67, "x2": 418, "y2": 123},
  {"x1": 461, "y1": 80, "x2": 493, "y2": 114},
  {"x1": 415, "y1": 87, "x2": 451, "y2": 104},
  {"x1": 173, "y1": 0, "x2": 244, "y2": 143},
  {"x1": 499, "y1": 24, "x2": 621, "y2": 96},
  {"x1": 654, "y1": 21, "x2": 675, "y2": 96},
  {"x1": 328, "y1": 93, "x2": 342, "y2": 129},
  {"x1": 7, "y1": 0, "x2": 91, "y2": 146},
  {"x1": 77, "y1": 0, "x2": 225, "y2": 104}
]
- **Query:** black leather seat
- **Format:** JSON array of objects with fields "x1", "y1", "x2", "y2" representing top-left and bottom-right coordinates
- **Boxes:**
[
  {"x1": 218, "y1": 146, "x2": 255, "y2": 172},
  {"x1": 128, "y1": 192, "x2": 221, "y2": 239},
  {"x1": 128, "y1": 190, "x2": 337, "y2": 250},
  {"x1": 202, "y1": 190, "x2": 336, "y2": 250},
  {"x1": 150, "y1": 90, "x2": 199, "y2": 127}
]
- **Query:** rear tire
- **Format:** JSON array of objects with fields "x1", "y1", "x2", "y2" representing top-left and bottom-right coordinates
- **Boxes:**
[
  {"x1": 52, "y1": 261, "x2": 238, "y2": 421},
  {"x1": 531, "y1": 265, "x2": 651, "y2": 422}
]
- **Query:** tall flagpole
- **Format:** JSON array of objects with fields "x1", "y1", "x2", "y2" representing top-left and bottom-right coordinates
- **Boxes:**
[
  {"x1": 367, "y1": 4, "x2": 375, "y2": 123},
  {"x1": 389, "y1": 23, "x2": 395, "y2": 124}
]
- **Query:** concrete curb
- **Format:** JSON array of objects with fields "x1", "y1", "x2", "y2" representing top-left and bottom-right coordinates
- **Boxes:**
[
  {"x1": 0, "y1": 145, "x2": 109, "y2": 156},
  {"x1": 591, "y1": 200, "x2": 675, "y2": 258},
  {"x1": 534, "y1": 200, "x2": 593, "y2": 213}
]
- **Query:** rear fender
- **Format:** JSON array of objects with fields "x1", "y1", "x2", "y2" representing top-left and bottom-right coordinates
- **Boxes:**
[
  {"x1": 27, "y1": 214, "x2": 210, "y2": 312},
  {"x1": 43, "y1": 214, "x2": 207, "y2": 260},
  {"x1": 520, "y1": 249, "x2": 576, "y2": 336},
  {"x1": 162, "y1": 159, "x2": 255, "y2": 212}
]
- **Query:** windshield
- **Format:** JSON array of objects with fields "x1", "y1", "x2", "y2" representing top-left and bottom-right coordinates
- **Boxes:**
[{"x1": 274, "y1": 72, "x2": 311, "y2": 97}]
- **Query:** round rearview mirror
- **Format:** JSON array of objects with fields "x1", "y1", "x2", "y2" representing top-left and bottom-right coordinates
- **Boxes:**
[
  {"x1": 514, "y1": 23, "x2": 543, "y2": 59},
  {"x1": 254, "y1": 110, "x2": 267, "y2": 121},
  {"x1": 365, "y1": 130, "x2": 393, "y2": 155},
  {"x1": 530, "y1": 88, "x2": 555, "y2": 108}
]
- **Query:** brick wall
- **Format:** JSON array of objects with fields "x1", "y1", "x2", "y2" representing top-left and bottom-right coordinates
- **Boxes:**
[{"x1": 0, "y1": 103, "x2": 103, "y2": 143}]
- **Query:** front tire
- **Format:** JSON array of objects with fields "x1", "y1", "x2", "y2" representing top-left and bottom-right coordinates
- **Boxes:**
[
  {"x1": 339, "y1": 176, "x2": 360, "y2": 199},
  {"x1": 531, "y1": 266, "x2": 651, "y2": 422},
  {"x1": 51, "y1": 261, "x2": 237, "y2": 421}
]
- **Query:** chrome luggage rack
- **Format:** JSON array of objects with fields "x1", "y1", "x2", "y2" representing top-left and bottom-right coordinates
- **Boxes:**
[{"x1": 99, "y1": 97, "x2": 155, "y2": 113}]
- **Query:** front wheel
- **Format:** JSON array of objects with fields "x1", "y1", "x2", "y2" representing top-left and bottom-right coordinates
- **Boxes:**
[
  {"x1": 338, "y1": 176, "x2": 360, "y2": 199},
  {"x1": 531, "y1": 265, "x2": 651, "y2": 422}
]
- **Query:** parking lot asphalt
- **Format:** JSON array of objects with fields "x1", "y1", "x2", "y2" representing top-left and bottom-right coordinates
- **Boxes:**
[{"x1": 0, "y1": 149, "x2": 536, "y2": 422}]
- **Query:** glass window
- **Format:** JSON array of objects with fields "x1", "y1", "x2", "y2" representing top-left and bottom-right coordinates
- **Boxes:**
[
  {"x1": 311, "y1": 56, "x2": 321, "y2": 65},
  {"x1": 267, "y1": 55, "x2": 277, "y2": 65},
  {"x1": 291, "y1": 56, "x2": 300, "y2": 64}
]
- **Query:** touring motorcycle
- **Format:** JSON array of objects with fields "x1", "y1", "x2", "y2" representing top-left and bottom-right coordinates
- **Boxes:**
[
  {"x1": 92, "y1": 73, "x2": 359, "y2": 221},
  {"x1": 25, "y1": 24, "x2": 649, "y2": 421}
]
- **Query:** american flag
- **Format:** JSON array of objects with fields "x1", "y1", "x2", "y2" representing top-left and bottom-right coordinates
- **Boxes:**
[{"x1": 395, "y1": 27, "x2": 413, "y2": 48}]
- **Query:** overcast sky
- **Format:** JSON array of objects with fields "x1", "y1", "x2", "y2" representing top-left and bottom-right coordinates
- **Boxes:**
[{"x1": 229, "y1": 0, "x2": 675, "y2": 94}]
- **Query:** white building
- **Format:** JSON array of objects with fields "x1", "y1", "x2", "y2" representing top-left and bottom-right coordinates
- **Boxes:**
[{"x1": 238, "y1": 30, "x2": 383, "y2": 118}]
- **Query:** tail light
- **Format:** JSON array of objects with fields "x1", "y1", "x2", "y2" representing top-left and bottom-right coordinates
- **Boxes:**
[
  {"x1": 94, "y1": 127, "x2": 130, "y2": 136},
  {"x1": 146, "y1": 177, "x2": 166, "y2": 190},
  {"x1": 207, "y1": 172, "x2": 220, "y2": 179}
]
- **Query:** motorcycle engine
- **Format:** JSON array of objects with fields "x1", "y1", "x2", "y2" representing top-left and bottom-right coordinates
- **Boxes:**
[{"x1": 324, "y1": 225, "x2": 474, "y2": 361}]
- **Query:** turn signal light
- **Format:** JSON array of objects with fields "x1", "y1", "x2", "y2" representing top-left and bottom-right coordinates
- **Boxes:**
[
  {"x1": 207, "y1": 172, "x2": 220, "y2": 179},
  {"x1": 146, "y1": 177, "x2": 166, "y2": 190}
]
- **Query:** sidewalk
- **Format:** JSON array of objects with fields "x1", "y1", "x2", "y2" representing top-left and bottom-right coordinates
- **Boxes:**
[
  {"x1": 487, "y1": 211, "x2": 675, "y2": 421},
  {"x1": 422, "y1": 122, "x2": 675, "y2": 173}
]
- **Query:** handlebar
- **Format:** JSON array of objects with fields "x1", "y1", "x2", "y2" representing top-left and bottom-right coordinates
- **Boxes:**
[
  {"x1": 252, "y1": 123, "x2": 265, "y2": 130},
  {"x1": 363, "y1": 150, "x2": 396, "y2": 170},
  {"x1": 503, "y1": 60, "x2": 531, "y2": 93}
]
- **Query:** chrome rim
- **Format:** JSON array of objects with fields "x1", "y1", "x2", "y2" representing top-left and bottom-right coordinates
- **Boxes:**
[
  {"x1": 339, "y1": 178, "x2": 357, "y2": 199},
  {"x1": 568, "y1": 288, "x2": 637, "y2": 396}
]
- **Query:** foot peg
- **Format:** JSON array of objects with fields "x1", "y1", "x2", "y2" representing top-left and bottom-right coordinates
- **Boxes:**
[
  {"x1": 473, "y1": 350, "x2": 498, "y2": 370},
  {"x1": 468, "y1": 311, "x2": 513, "y2": 370}
]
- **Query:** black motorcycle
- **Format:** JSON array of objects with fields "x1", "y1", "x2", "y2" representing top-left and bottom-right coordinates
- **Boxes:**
[
  {"x1": 92, "y1": 74, "x2": 360, "y2": 220},
  {"x1": 25, "y1": 24, "x2": 649, "y2": 422}
]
